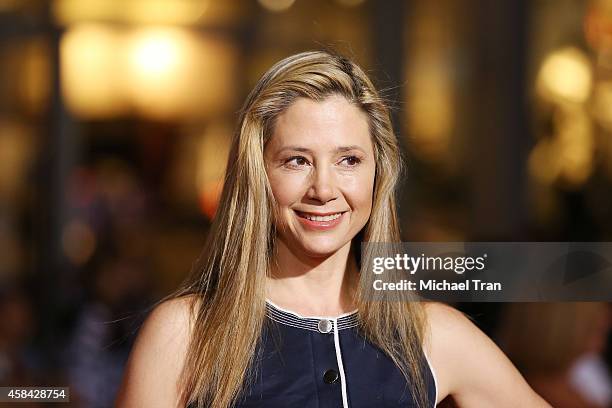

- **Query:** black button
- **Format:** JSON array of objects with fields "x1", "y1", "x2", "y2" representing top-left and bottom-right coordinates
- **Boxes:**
[{"x1": 323, "y1": 369, "x2": 339, "y2": 384}]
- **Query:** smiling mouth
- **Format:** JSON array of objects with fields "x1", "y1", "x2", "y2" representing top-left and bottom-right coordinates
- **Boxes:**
[{"x1": 294, "y1": 210, "x2": 346, "y2": 222}]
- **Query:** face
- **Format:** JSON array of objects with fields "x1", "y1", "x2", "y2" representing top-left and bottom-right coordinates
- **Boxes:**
[{"x1": 264, "y1": 94, "x2": 376, "y2": 258}]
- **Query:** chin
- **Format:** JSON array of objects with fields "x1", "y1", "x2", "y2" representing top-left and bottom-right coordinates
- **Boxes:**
[{"x1": 295, "y1": 237, "x2": 350, "y2": 258}]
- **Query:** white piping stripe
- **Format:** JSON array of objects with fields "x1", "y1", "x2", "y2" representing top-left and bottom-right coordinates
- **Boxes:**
[
  {"x1": 266, "y1": 316, "x2": 320, "y2": 332},
  {"x1": 267, "y1": 318, "x2": 319, "y2": 331},
  {"x1": 266, "y1": 309, "x2": 320, "y2": 326},
  {"x1": 332, "y1": 318, "x2": 350, "y2": 408},
  {"x1": 265, "y1": 306, "x2": 319, "y2": 321},
  {"x1": 265, "y1": 301, "x2": 358, "y2": 332},
  {"x1": 337, "y1": 321, "x2": 359, "y2": 329},
  {"x1": 265, "y1": 299, "x2": 358, "y2": 319},
  {"x1": 422, "y1": 349, "x2": 438, "y2": 407},
  {"x1": 267, "y1": 313, "x2": 359, "y2": 332},
  {"x1": 265, "y1": 309, "x2": 320, "y2": 327}
]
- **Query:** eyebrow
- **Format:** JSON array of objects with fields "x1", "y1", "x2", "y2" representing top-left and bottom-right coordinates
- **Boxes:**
[{"x1": 276, "y1": 145, "x2": 367, "y2": 154}]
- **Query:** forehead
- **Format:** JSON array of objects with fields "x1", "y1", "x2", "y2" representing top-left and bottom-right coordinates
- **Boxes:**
[{"x1": 267, "y1": 95, "x2": 372, "y2": 152}]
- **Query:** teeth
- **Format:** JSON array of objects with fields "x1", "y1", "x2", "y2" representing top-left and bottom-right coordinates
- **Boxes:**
[{"x1": 302, "y1": 213, "x2": 342, "y2": 222}]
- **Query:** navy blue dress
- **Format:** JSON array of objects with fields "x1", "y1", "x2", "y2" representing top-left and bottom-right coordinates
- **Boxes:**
[{"x1": 188, "y1": 301, "x2": 438, "y2": 408}]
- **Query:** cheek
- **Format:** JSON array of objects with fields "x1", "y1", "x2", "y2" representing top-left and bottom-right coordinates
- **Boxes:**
[
  {"x1": 341, "y1": 169, "x2": 376, "y2": 214},
  {"x1": 268, "y1": 172, "x2": 304, "y2": 209}
]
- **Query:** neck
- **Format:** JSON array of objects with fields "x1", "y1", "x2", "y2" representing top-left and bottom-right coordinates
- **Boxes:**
[{"x1": 266, "y1": 239, "x2": 358, "y2": 317}]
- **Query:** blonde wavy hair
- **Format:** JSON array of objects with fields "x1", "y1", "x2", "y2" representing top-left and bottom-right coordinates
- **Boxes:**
[{"x1": 171, "y1": 50, "x2": 429, "y2": 408}]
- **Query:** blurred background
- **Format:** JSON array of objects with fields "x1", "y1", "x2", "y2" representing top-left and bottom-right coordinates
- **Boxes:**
[{"x1": 0, "y1": 0, "x2": 611, "y2": 406}]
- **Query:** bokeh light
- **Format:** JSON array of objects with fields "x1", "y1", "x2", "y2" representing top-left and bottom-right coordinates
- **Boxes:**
[
  {"x1": 53, "y1": 0, "x2": 210, "y2": 26},
  {"x1": 60, "y1": 23, "x2": 127, "y2": 118},
  {"x1": 61, "y1": 24, "x2": 238, "y2": 120},
  {"x1": 257, "y1": 0, "x2": 296, "y2": 13},
  {"x1": 537, "y1": 47, "x2": 593, "y2": 104}
]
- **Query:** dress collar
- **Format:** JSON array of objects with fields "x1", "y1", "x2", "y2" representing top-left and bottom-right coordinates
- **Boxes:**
[{"x1": 265, "y1": 299, "x2": 359, "y2": 332}]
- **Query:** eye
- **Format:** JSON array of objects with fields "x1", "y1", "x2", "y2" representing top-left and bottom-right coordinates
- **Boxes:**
[
  {"x1": 339, "y1": 155, "x2": 361, "y2": 167},
  {"x1": 284, "y1": 156, "x2": 310, "y2": 168}
]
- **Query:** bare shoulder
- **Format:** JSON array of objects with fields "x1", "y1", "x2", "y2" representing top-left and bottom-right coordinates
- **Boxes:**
[
  {"x1": 422, "y1": 302, "x2": 551, "y2": 407},
  {"x1": 422, "y1": 301, "x2": 467, "y2": 341},
  {"x1": 115, "y1": 295, "x2": 199, "y2": 408}
]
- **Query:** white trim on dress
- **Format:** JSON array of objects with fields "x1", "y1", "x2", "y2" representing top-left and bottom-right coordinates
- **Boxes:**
[
  {"x1": 422, "y1": 349, "x2": 439, "y2": 407},
  {"x1": 332, "y1": 317, "x2": 350, "y2": 408},
  {"x1": 265, "y1": 298, "x2": 358, "y2": 319}
]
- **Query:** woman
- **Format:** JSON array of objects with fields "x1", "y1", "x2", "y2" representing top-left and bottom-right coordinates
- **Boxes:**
[{"x1": 115, "y1": 51, "x2": 550, "y2": 407}]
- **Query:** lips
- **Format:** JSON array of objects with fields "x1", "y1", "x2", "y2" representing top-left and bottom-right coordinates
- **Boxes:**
[
  {"x1": 294, "y1": 210, "x2": 347, "y2": 230},
  {"x1": 295, "y1": 211, "x2": 343, "y2": 221}
]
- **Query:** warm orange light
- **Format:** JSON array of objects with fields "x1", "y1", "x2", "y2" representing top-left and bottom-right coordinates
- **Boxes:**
[
  {"x1": 592, "y1": 81, "x2": 612, "y2": 130},
  {"x1": 335, "y1": 0, "x2": 366, "y2": 6},
  {"x1": 536, "y1": 47, "x2": 593, "y2": 104},
  {"x1": 405, "y1": 56, "x2": 454, "y2": 163},
  {"x1": 199, "y1": 180, "x2": 224, "y2": 220},
  {"x1": 556, "y1": 110, "x2": 593, "y2": 187},
  {"x1": 53, "y1": 0, "x2": 209, "y2": 26},
  {"x1": 257, "y1": 0, "x2": 296, "y2": 13},
  {"x1": 528, "y1": 139, "x2": 562, "y2": 185},
  {"x1": 129, "y1": 32, "x2": 180, "y2": 78},
  {"x1": 126, "y1": 27, "x2": 186, "y2": 119},
  {"x1": 195, "y1": 122, "x2": 232, "y2": 219},
  {"x1": 125, "y1": 27, "x2": 237, "y2": 120},
  {"x1": 61, "y1": 23, "x2": 237, "y2": 120},
  {"x1": 60, "y1": 23, "x2": 127, "y2": 118},
  {"x1": 528, "y1": 108, "x2": 594, "y2": 189},
  {"x1": 0, "y1": 120, "x2": 33, "y2": 199},
  {"x1": 584, "y1": 1, "x2": 612, "y2": 52}
]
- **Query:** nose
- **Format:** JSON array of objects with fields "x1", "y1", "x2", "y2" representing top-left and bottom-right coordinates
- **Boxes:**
[{"x1": 306, "y1": 165, "x2": 337, "y2": 204}]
